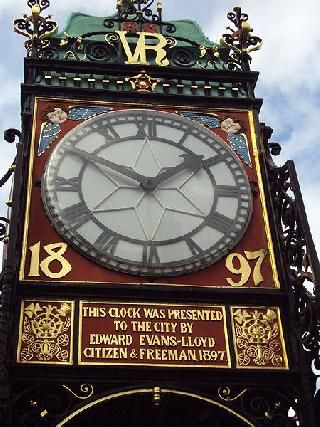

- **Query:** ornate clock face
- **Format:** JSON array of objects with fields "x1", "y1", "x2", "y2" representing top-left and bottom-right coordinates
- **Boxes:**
[{"x1": 41, "y1": 109, "x2": 252, "y2": 276}]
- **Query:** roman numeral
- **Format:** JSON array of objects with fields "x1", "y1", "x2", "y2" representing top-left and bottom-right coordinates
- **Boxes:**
[
  {"x1": 147, "y1": 118, "x2": 157, "y2": 139},
  {"x1": 106, "y1": 123, "x2": 120, "y2": 140},
  {"x1": 136, "y1": 119, "x2": 147, "y2": 138},
  {"x1": 55, "y1": 176, "x2": 79, "y2": 192},
  {"x1": 143, "y1": 244, "x2": 160, "y2": 265},
  {"x1": 60, "y1": 203, "x2": 91, "y2": 229},
  {"x1": 97, "y1": 122, "x2": 120, "y2": 140},
  {"x1": 206, "y1": 211, "x2": 234, "y2": 234},
  {"x1": 204, "y1": 154, "x2": 227, "y2": 168},
  {"x1": 94, "y1": 230, "x2": 119, "y2": 255},
  {"x1": 185, "y1": 238, "x2": 204, "y2": 256},
  {"x1": 177, "y1": 129, "x2": 192, "y2": 145},
  {"x1": 93, "y1": 128, "x2": 108, "y2": 142},
  {"x1": 215, "y1": 185, "x2": 240, "y2": 198}
]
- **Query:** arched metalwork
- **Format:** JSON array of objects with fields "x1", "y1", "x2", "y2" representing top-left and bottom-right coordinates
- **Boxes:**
[{"x1": 56, "y1": 388, "x2": 255, "y2": 427}]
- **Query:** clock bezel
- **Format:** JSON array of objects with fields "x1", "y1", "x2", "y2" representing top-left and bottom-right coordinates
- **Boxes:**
[{"x1": 41, "y1": 108, "x2": 253, "y2": 277}]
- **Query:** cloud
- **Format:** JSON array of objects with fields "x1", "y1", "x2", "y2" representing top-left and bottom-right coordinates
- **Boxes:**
[
  {"x1": 1, "y1": 0, "x2": 116, "y2": 19},
  {"x1": 0, "y1": 0, "x2": 319, "y2": 258},
  {"x1": 203, "y1": 0, "x2": 320, "y2": 90},
  {"x1": 247, "y1": 0, "x2": 320, "y2": 92},
  {"x1": 203, "y1": 0, "x2": 320, "y2": 256},
  {"x1": 260, "y1": 93, "x2": 320, "y2": 157},
  {"x1": 301, "y1": 183, "x2": 320, "y2": 256}
]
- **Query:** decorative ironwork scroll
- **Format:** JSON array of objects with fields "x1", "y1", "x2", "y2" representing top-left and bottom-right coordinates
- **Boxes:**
[
  {"x1": 62, "y1": 384, "x2": 94, "y2": 400},
  {"x1": 0, "y1": 128, "x2": 22, "y2": 244},
  {"x1": 104, "y1": 0, "x2": 176, "y2": 35},
  {"x1": 271, "y1": 160, "x2": 320, "y2": 393},
  {"x1": 217, "y1": 386, "x2": 299, "y2": 425},
  {"x1": 14, "y1": 2, "x2": 263, "y2": 71},
  {"x1": 12, "y1": 383, "x2": 75, "y2": 426},
  {"x1": 0, "y1": 267, "x2": 16, "y2": 379},
  {"x1": 0, "y1": 128, "x2": 21, "y2": 406},
  {"x1": 262, "y1": 122, "x2": 320, "y2": 423},
  {"x1": 13, "y1": 0, "x2": 58, "y2": 57},
  {"x1": 11, "y1": 383, "x2": 299, "y2": 426},
  {"x1": 56, "y1": 30, "x2": 225, "y2": 70},
  {"x1": 220, "y1": 7, "x2": 262, "y2": 71}
]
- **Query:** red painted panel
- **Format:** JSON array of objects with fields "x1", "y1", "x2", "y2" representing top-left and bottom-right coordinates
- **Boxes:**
[{"x1": 20, "y1": 99, "x2": 278, "y2": 288}]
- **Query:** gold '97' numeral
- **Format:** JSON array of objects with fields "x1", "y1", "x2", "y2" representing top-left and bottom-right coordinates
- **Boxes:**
[
  {"x1": 225, "y1": 249, "x2": 268, "y2": 287},
  {"x1": 28, "y1": 242, "x2": 72, "y2": 279}
]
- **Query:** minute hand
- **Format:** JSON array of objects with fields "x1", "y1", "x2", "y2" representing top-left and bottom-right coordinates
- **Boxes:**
[
  {"x1": 66, "y1": 146, "x2": 148, "y2": 184},
  {"x1": 142, "y1": 153, "x2": 204, "y2": 191}
]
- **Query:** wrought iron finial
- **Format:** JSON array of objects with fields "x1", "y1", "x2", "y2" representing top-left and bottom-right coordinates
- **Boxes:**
[
  {"x1": 13, "y1": 0, "x2": 58, "y2": 57},
  {"x1": 220, "y1": 7, "x2": 262, "y2": 71},
  {"x1": 107, "y1": 0, "x2": 172, "y2": 34},
  {"x1": 117, "y1": 0, "x2": 158, "y2": 15}
]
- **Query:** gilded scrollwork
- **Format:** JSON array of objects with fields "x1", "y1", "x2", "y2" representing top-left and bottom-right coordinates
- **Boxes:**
[
  {"x1": 220, "y1": 7, "x2": 262, "y2": 71},
  {"x1": 18, "y1": 301, "x2": 74, "y2": 364},
  {"x1": 13, "y1": 1, "x2": 258, "y2": 71},
  {"x1": 218, "y1": 386, "x2": 247, "y2": 402},
  {"x1": 62, "y1": 384, "x2": 94, "y2": 400},
  {"x1": 231, "y1": 307, "x2": 288, "y2": 368},
  {"x1": 13, "y1": 0, "x2": 58, "y2": 57}
]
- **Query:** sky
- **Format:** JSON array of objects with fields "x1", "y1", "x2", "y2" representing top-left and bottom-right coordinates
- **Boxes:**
[{"x1": 0, "y1": 0, "x2": 319, "y2": 261}]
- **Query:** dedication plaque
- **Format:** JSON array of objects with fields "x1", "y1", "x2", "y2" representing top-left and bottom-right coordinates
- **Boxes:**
[{"x1": 79, "y1": 302, "x2": 230, "y2": 368}]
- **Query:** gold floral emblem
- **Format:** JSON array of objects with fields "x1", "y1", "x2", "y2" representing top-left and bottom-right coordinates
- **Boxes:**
[
  {"x1": 125, "y1": 70, "x2": 160, "y2": 92},
  {"x1": 232, "y1": 308, "x2": 285, "y2": 367},
  {"x1": 19, "y1": 302, "x2": 72, "y2": 363}
]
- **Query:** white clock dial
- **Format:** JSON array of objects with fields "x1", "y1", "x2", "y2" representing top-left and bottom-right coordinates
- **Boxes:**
[{"x1": 42, "y1": 109, "x2": 252, "y2": 276}]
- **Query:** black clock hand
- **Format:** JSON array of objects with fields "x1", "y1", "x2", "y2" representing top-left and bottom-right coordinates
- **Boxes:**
[
  {"x1": 141, "y1": 153, "x2": 204, "y2": 191},
  {"x1": 67, "y1": 147, "x2": 203, "y2": 191},
  {"x1": 66, "y1": 146, "x2": 148, "y2": 184}
]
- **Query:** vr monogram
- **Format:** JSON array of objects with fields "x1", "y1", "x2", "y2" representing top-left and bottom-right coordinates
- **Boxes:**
[{"x1": 116, "y1": 31, "x2": 170, "y2": 66}]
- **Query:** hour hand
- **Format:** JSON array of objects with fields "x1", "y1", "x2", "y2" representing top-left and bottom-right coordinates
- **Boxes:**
[
  {"x1": 66, "y1": 146, "x2": 147, "y2": 184},
  {"x1": 141, "y1": 153, "x2": 204, "y2": 190}
]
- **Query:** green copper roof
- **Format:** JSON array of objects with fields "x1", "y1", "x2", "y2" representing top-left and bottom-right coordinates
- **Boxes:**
[{"x1": 56, "y1": 12, "x2": 215, "y2": 47}]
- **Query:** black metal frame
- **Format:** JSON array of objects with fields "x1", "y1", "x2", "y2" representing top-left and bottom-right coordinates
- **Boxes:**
[
  {"x1": 22, "y1": 58, "x2": 262, "y2": 109},
  {"x1": 0, "y1": 2, "x2": 319, "y2": 426},
  {"x1": 10, "y1": 382, "x2": 300, "y2": 426},
  {"x1": 0, "y1": 87, "x2": 316, "y2": 427},
  {"x1": 13, "y1": 2, "x2": 262, "y2": 73},
  {"x1": 263, "y1": 127, "x2": 320, "y2": 424}
]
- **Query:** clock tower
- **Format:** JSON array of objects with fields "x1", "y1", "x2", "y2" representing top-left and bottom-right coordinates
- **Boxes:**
[{"x1": 0, "y1": 1, "x2": 319, "y2": 425}]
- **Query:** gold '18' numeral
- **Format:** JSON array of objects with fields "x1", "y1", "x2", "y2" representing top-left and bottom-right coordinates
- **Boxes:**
[
  {"x1": 28, "y1": 242, "x2": 72, "y2": 279},
  {"x1": 225, "y1": 249, "x2": 268, "y2": 287}
]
